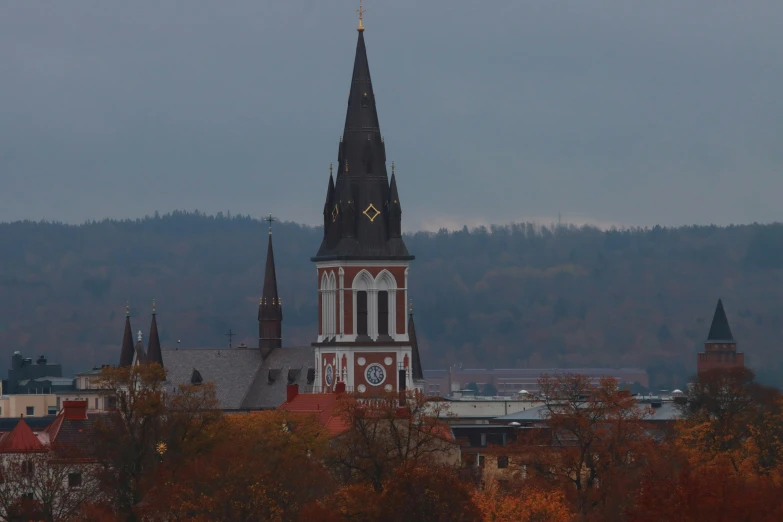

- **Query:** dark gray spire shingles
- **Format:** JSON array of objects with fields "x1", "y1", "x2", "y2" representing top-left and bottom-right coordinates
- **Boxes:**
[{"x1": 707, "y1": 298, "x2": 734, "y2": 341}]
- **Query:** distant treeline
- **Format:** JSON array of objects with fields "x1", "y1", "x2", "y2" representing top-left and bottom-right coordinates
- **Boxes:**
[{"x1": 2, "y1": 211, "x2": 783, "y2": 389}]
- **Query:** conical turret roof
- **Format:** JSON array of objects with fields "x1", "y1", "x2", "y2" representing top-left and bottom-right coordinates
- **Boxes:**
[
  {"x1": 147, "y1": 302, "x2": 163, "y2": 367},
  {"x1": 409, "y1": 308, "x2": 424, "y2": 382},
  {"x1": 707, "y1": 298, "x2": 734, "y2": 342},
  {"x1": 119, "y1": 305, "x2": 135, "y2": 367}
]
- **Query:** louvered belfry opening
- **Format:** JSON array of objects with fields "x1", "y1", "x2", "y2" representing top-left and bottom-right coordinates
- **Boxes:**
[
  {"x1": 377, "y1": 290, "x2": 389, "y2": 336},
  {"x1": 357, "y1": 291, "x2": 368, "y2": 336}
]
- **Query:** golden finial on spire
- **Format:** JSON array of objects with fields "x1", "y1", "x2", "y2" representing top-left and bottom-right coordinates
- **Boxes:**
[
  {"x1": 152, "y1": 299, "x2": 156, "y2": 315},
  {"x1": 409, "y1": 298, "x2": 413, "y2": 315},
  {"x1": 330, "y1": 162, "x2": 333, "y2": 176},
  {"x1": 357, "y1": 0, "x2": 365, "y2": 32},
  {"x1": 126, "y1": 302, "x2": 130, "y2": 317},
  {"x1": 391, "y1": 161, "x2": 395, "y2": 176}
]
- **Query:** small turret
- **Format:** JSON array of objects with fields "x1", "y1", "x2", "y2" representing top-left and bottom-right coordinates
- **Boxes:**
[
  {"x1": 119, "y1": 303, "x2": 135, "y2": 367},
  {"x1": 147, "y1": 300, "x2": 164, "y2": 367}
]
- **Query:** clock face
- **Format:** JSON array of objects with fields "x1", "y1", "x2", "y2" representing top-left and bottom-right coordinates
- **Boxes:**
[
  {"x1": 365, "y1": 364, "x2": 385, "y2": 386},
  {"x1": 325, "y1": 364, "x2": 334, "y2": 386}
]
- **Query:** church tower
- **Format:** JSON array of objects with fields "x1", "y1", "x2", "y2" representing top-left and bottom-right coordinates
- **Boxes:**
[
  {"x1": 697, "y1": 298, "x2": 745, "y2": 373},
  {"x1": 259, "y1": 218, "x2": 283, "y2": 359},
  {"x1": 312, "y1": 13, "x2": 422, "y2": 394}
]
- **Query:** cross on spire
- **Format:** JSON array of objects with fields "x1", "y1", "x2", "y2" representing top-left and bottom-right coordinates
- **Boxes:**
[
  {"x1": 357, "y1": 0, "x2": 365, "y2": 32},
  {"x1": 225, "y1": 329, "x2": 235, "y2": 349},
  {"x1": 264, "y1": 213, "x2": 277, "y2": 235}
]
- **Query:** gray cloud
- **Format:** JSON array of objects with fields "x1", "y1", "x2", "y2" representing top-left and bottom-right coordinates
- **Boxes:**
[{"x1": 1, "y1": 1, "x2": 782, "y2": 230}]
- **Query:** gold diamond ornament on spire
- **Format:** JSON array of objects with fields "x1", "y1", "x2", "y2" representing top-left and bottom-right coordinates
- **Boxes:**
[{"x1": 363, "y1": 203, "x2": 380, "y2": 222}]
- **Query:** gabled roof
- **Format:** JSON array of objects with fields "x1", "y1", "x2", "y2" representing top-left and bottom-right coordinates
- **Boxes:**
[
  {"x1": 707, "y1": 298, "x2": 734, "y2": 342},
  {"x1": 0, "y1": 417, "x2": 45, "y2": 453},
  {"x1": 163, "y1": 347, "x2": 313, "y2": 410},
  {"x1": 278, "y1": 392, "x2": 349, "y2": 436}
]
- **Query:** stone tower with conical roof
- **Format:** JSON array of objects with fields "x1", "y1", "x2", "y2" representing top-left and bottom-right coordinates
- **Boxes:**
[
  {"x1": 312, "y1": 13, "x2": 422, "y2": 395},
  {"x1": 697, "y1": 298, "x2": 745, "y2": 373}
]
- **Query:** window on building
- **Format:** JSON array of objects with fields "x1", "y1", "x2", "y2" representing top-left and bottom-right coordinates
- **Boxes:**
[
  {"x1": 26, "y1": 406, "x2": 34, "y2": 416},
  {"x1": 480, "y1": 433, "x2": 487, "y2": 447},
  {"x1": 478, "y1": 455, "x2": 485, "y2": 468},
  {"x1": 21, "y1": 460, "x2": 34, "y2": 475},
  {"x1": 497, "y1": 456, "x2": 509, "y2": 469},
  {"x1": 357, "y1": 291, "x2": 368, "y2": 336},
  {"x1": 377, "y1": 290, "x2": 389, "y2": 336},
  {"x1": 47, "y1": 406, "x2": 57, "y2": 415},
  {"x1": 22, "y1": 492, "x2": 34, "y2": 501},
  {"x1": 68, "y1": 472, "x2": 82, "y2": 489},
  {"x1": 95, "y1": 398, "x2": 99, "y2": 410},
  {"x1": 108, "y1": 397, "x2": 117, "y2": 409}
]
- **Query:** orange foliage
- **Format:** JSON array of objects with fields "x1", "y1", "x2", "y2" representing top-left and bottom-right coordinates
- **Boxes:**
[
  {"x1": 473, "y1": 480, "x2": 572, "y2": 522},
  {"x1": 148, "y1": 411, "x2": 332, "y2": 522},
  {"x1": 302, "y1": 463, "x2": 480, "y2": 522}
]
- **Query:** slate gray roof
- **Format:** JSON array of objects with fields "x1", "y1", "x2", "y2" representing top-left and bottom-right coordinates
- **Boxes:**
[
  {"x1": 494, "y1": 400, "x2": 682, "y2": 423},
  {"x1": 240, "y1": 347, "x2": 314, "y2": 409},
  {"x1": 163, "y1": 347, "x2": 314, "y2": 410}
]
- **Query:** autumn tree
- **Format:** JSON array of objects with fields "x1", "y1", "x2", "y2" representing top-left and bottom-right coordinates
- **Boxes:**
[
  {"x1": 472, "y1": 479, "x2": 572, "y2": 522},
  {"x1": 93, "y1": 363, "x2": 221, "y2": 521},
  {"x1": 302, "y1": 462, "x2": 480, "y2": 522},
  {"x1": 148, "y1": 410, "x2": 331, "y2": 522},
  {"x1": 0, "y1": 452, "x2": 101, "y2": 522},
  {"x1": 626, "y1": 368, "x2": 783, "y2": 521},
  {"x1": 327, "y1": 391, "x2": 456, "y2": 492},
  {"x1": 514, "y1": 374, "x2": 656, "y2": 521},
  {"x1": 677, "y1": 367, "x2": 783, "y2": 473}
]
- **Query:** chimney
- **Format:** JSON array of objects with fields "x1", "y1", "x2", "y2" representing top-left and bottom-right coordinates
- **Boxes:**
[
  {"x1": 286, "y1": 384, "x2": 299, "y2": 403},
  {"x1": 335, "y1": 381, "x2": 346, "y2": 394},
  {"x1": 63, "y1": 400, "x2": 88, "y2": 421}
]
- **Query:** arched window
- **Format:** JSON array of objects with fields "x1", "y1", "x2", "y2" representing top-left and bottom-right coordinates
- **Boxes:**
[
  {"x1": 357, "y1": 291, "x2": 368, "y2": 336},
  {"x1": 378, "y1": 290, "x2": 389, "y2": 336}
]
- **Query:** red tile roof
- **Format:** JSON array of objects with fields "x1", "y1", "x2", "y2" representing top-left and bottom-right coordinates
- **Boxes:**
[
  {"x1": 278, "y1": 393, "x2": 350, "y2": 436},
  {"x1": 0, "y1": 418, "x2": 46, "y2": 453}
]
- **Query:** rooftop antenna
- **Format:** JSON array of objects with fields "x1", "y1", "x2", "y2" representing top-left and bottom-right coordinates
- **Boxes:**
[{"x1": 225, "y1": 329, "x2": 235, "y2": 349}]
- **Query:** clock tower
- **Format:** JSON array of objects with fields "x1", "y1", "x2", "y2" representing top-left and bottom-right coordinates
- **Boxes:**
[{"x1": 312, "y1": 16, "x2": 423, "y2": 395}]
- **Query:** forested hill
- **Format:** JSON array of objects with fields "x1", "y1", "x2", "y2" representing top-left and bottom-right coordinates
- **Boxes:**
[{"x1": 2, "y1": 212, "x2": 783, "y2": 389}]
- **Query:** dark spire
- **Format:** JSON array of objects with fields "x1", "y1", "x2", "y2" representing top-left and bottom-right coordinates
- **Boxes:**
[
  {"x1": 408, "y1": 300, "x2": 424, "y2": 382},
  {"x1": 388, "y1": 163, "x2": 402, "y2": 238},
  {"x1": 259, "y1": 228, "x2": 282, "y2": 357},
  {"x1": 707, "y1": 298, "x2": 734, "y2": 342},
  {"x1": 314, "y1": 26, "x2": 412, "y2": 261},
  {"x1": 119, "y1": 303, "x2": 135, "y2": 367},
  {"x1": 147, "y1": 300, "x2": 164, "y2": 367},
  {"x1": 134, "y1": 330, "x2": 147, "y2": 365}
]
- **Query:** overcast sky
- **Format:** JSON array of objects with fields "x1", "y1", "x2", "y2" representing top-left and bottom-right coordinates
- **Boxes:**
[{"x1": 1, "y1": 1, "x2": 782, "y2": 231}]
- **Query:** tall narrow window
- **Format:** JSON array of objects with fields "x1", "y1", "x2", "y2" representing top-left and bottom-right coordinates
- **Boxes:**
[
  {"x1": 357, "y1": 291, "x2": 368, "y2": 336},
  {"x1": 378, "y1": 291, "x2": 389, "y2": 336}
]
